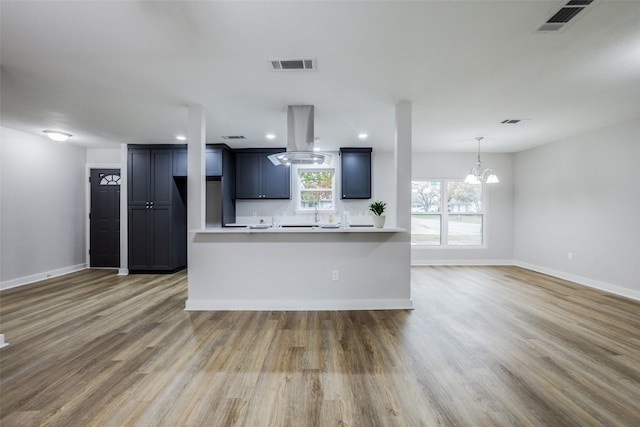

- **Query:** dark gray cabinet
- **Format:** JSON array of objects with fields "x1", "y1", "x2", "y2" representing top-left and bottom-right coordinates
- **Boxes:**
[
  {"x1": 221, "y1": 149, "x2": 236, "y2": 225},
  {"x1": 341, "y1": 147, "x2": 372, "y2": 199},
  {"x1": 206, "y1": 146, "x2": 222, "y2": 176},
  {"x1": 128, "y1": 146, "x2": 186, "y2": 272},
  {"x1": 173, "y1": 148, "x2": 187, "y2": 176},
  {"x1": 235, "y1": 149, "x2": 290, "y2": 199},
  {"x1": 172, "y1": 145, "x2": 223, "y2": 177}
]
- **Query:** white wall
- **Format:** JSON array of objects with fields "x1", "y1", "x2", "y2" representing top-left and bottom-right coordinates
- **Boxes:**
[
  {"x1": 86, "y1": 148, "x2": 121, "y2": 164},
  {"x1": 411, "y1": 152, "x2": 515, "y2": 264},
  {"x1": 514, "y1": 119, "x2": 640, "y2": 299},
  {"x1": 1, "y1": 127, "x2": 87, "y2": 289}
]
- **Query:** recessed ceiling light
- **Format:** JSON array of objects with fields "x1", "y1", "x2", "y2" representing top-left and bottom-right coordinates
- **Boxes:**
[
  {"x1": 266, "y1": 133, "x2": 276, "y2": 140},
  {"x1": 176, "y1": 135, "x2": 187, "y2": 141},
  {"x1": 358, "y1": 133, "x2": 368, "y2": 140},
  {"x1": 43, "y1": 130, "x2": 72, "y2": 142}
]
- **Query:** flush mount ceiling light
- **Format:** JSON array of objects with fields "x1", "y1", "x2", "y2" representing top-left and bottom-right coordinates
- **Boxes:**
[
  {"x1": 464, "y1": 137, "x2": 499, "y2": 184},
  {"x1": 43, "y1": 130, "x2": 72, "y2": 142}
]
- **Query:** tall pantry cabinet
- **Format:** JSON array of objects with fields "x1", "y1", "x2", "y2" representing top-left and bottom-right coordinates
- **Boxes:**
[{"x1": 128, "y1": 146, "x2": 186, "y2": 272}]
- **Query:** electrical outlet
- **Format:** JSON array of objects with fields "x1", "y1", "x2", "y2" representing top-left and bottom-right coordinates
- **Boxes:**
[
  {"x1": 332, "y1": 270, "x2": 339, "y2": 281},
  {"x1": 252, "y1": 211, "x2": 257, "y2": 217}
]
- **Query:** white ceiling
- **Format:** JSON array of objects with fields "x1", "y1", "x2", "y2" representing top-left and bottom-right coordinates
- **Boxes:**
[{"x1": 1, "y1": 1, "x2": 639, "y2": 153}]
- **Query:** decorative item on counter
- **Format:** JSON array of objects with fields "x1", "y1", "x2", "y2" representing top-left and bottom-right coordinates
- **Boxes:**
[
  {"x1": 328, "y1": 214, "x2": 334, "y2": 224},
  {"x1": 369, "y1": 200, "x2": 386, "y2": 228},
  {"x1": 341, "y1": 211, "x2": 351, "y2": 228}
]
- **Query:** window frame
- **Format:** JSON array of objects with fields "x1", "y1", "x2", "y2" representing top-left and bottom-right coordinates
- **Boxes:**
[
  {"x1": 411, "y1": 179, "x2": 487, "y2": 248},
  {"x1": 294, "y1": 167, "x2": 337, "y2": 213}
]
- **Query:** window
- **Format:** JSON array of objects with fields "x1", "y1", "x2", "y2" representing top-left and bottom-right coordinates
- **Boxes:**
[
  {"x1": 99, "y1": 174, "x2": 120, "y2": 186},
  {"x1": 411, "y1": 180, "x2": 484, "y2": 246},
  {"x1": 297, "y1": 169, "x2": 335, "y2": 211}
]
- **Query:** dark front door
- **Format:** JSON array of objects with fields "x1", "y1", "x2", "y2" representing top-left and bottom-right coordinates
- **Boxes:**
[{"x1": 90, "y1": 169, "x2": 121, "y2": 268}]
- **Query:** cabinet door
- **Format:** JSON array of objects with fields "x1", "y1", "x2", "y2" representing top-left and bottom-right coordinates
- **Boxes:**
[
  {"x1": 129, "y1": 149, "x2": 151, "y2": 205},
  {"x1": 221, "y1": 149, "x2": 236, "y2": 226},
  {"x1": 150, "y1": 206, "x2": 172, "y2": 269},
  {"x1": 206, "y1": 147, "x2": 223, "y2": 176},
  {"x1": 173, "y1": 148, "x2": 187, "y2": 177},
  {"x1": 151, "y1": 150, "x2": 173, "y2": 205},
  {"x1": 341, "y1": 148, "x2": 372, "y2": 199},
  {"x1": 128, "y1": 206, "x2": 150, "y2": 269},
  {"x1": 262, "y1": 156, "x2": 290, "y2": 199},
  {"x1": 235, "y1": 153, "x2": 262, "y2": 198}
]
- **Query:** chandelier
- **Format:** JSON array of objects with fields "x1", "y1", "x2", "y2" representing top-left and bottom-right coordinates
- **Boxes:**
[{"x1": 464, "y1": 137, "x2": 499, "y2": 184}]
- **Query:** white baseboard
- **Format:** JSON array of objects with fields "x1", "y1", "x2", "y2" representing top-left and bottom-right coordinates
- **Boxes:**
[
  {"x1": 513, "y1": 261, "x2": 640, "y2": 302},
  {"x1": 0, "y1": 334, "x2": 8, "y2": 349},
  {"x1": 412, "y1": 259, "x2": 513, "y2": 266},
  {"x1": 185, "y1": 298, "x2": 414, "y2": 311},
  {"x1": 118, "y1": 268, "x2": 129, "y2": 276},
  {"x1": 0, "y1": 263, "x2": 87, "y2": 291}
]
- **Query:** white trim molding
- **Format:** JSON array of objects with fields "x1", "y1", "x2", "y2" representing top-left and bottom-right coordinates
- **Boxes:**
[
  {"x1": 412, "y1": 259, "x2": 513, "y2": 266},
  {"x1": 0, "y1": 264, "x2": 87, "y2": 291},
  {"x1": 185, "y1": 298, "x2": 414, "y2": 311},
  {"x1": 514, "y1": 261, "x2": 640, "y2": 302}
]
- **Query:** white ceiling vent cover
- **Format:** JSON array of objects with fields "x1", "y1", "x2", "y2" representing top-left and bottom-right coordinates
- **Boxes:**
[
  {"x1": 536, "y1": 0, "x2": 594, "y2": 33},
  {"x1": 270, "y1": 58, "x2": 317, "y2": 71}
]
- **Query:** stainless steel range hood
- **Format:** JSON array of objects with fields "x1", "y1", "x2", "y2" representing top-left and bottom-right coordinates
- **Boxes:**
[{"x1": 267, "y1": 105, "x2": 331, "y2": 166}]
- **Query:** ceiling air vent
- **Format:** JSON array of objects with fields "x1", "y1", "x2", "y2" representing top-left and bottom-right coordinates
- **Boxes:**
[
  {"x1": 536, "y1": 0, "x2": 593, "y2": 32},
  {"x1": 270, "y1": 58, "x2": 317, "y2": 71},
  {"x1": 501, "y1": 119, "x2": 522, "y2": 124},
  {"x1": 221, "y1": 135, "x2": 245, "y2": 140}
]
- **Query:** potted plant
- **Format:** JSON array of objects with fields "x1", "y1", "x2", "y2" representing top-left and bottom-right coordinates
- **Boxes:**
[{"x1": 369, "y1": 200, "x2": 386, "y2": 228}]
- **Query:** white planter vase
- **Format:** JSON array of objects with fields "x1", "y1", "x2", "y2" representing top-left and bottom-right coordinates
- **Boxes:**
[{"x1": 372, "y1": 215, "x2": 386, "y2": 228}]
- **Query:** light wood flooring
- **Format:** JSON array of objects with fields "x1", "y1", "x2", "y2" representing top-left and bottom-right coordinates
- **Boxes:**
[{"x1": 1, "y1": 266, "x2": 639, "y2": 426}]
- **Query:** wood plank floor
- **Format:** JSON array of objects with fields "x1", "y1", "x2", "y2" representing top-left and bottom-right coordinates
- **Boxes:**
[{"x1": 1, "y1": 266, "x2": 639, "y2": 426}]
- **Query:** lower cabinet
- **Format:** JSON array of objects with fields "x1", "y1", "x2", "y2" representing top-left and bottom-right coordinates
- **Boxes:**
[
  {"x1": 129, "y1": 206, "x2": 171, "y2": 270},
  {"x1": 128, "y1": 204, "x2": 186, "y2": 272}
]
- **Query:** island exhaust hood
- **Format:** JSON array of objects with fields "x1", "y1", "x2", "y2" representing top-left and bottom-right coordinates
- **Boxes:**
[{"x1": 267, "y1": 105, "x2": 331, "y2": 166}]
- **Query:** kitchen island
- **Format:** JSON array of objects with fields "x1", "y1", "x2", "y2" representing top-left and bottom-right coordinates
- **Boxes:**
[{"x1": 186, "y1": 226, "x2": 412, "y2": 311}]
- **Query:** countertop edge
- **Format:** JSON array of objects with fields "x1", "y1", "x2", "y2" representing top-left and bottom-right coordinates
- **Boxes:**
[{"x1": 191, "y1": 227, "x2": 407, "y2": 234}]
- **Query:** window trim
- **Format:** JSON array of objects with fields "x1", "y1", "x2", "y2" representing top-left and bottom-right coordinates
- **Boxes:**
[
  {"x1": 411, "y1": 179, "x2": 487, "y2": 249},
  {"x1": 294, "y1": 167, "x2": 337, "y2": 214}
]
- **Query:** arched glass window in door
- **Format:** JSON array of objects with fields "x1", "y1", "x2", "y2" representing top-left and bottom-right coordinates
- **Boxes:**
[{"x1": 99, "y1": 174, "x2": 121, "y2": 186}]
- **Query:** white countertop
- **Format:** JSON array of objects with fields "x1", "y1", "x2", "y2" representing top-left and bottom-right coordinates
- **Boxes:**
[{"x1": 192, "y1": 226, "x2": 406, "y2": 234}]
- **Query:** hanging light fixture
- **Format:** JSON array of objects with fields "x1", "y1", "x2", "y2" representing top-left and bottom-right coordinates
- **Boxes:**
[{"x1": 464, "y1": 137, "x2": 499, "y2": 184}]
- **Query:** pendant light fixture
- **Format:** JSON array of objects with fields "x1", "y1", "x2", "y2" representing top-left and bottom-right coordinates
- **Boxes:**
[{"x1": 464, "y1": 137, "x2": 499, "y2": 184}]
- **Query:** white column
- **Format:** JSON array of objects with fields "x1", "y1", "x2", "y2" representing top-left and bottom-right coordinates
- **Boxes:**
[
  {"x1": 187, "y1": 104, "x2": 206, "y2": 230},
  {"x1": 395, "y1": 101, "x2": 412, "y2": 230},
  {"x1": 119, "y1": 143, "x2": 128, "y2": 275},
  {"x1": 393, "y1": 101, "x2": 412, "y2": 301}
]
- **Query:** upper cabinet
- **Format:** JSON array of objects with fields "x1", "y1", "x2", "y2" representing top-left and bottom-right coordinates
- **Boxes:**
[
  {"x1": 129, "y1": 148, "x2": 174, "y2": 205},
  {"x1": 205, "y1": 146, "x2": 223, "y2": 176},
  {"x1": 172, "y1": 145, "x2": 224, "y2": 177},
  {"x1": 340, "y1": 147, "x2": 372, "y2": 199},
  {"x1": 235, "y1": 149, "x2": 290, "y2": 199}
]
